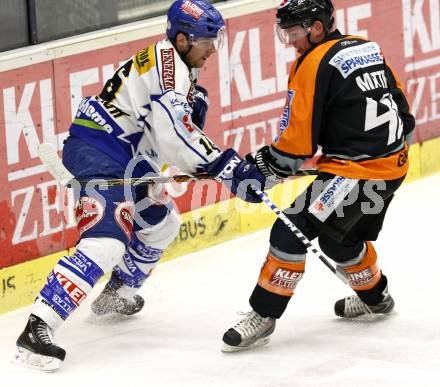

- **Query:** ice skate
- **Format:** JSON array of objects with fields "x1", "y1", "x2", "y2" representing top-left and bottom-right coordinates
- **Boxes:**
[
  {"x1": 334, "y1": 287, "x2": 395, "y2": 318},
  {"x1": 222, "y1": 310, "x2": 276, "y2": 352},
  {"x1": 14, "y1": 314, "x2": 66, "y2": 372},
  {"x1": 91, "y1": 271, "x2": 144, "y2": 316}
]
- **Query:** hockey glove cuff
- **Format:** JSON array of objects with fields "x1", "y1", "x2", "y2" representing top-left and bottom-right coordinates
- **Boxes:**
[
  {"x1": 206, "y1": 149, "x2": 276, "y2": 203},
  {"x1": 248, "y1": 146, "x2": 292, "y2": 179}
]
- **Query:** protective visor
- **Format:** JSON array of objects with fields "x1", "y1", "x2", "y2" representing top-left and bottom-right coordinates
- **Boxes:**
[
  {"x1": 276, "y1": 24, "x2": 310, "y2": 45},
  {"x1": 191, "y1": 27, "x2": 226, "y2": 50}
]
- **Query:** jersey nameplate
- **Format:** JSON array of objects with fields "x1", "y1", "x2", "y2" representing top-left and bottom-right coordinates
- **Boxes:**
[{"x1": 161, "y1": 49, "x2": 176, "y2": 90}]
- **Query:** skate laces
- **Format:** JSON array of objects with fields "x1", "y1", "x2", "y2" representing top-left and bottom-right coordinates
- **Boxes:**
[
  {"x1": 233, "y1": 311, "x2": 270, "y2": 338},
  {"x1": 344, "y1": 295, "x2": 372, "y2": 316},
  {"x1": 35, "y1": 321, "x2": 53, "y2": 345}
]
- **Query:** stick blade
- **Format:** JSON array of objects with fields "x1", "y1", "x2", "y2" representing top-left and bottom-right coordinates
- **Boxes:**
[{"x1": 38, "y1": 142, "x2": 75, "y2": 186}]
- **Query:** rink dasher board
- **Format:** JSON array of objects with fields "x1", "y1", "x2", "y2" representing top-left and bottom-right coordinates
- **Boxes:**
[{"x1": 1, "y1": 136, "x2": 440, "y2": 315}]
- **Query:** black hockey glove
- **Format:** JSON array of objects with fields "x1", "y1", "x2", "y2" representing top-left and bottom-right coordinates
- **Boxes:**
[
  {"x1": 246, "y1": 146, "x2": 291, "y2": 179},
  {"x1": 191, "y1": 84, "x2": 209, "y2": 130}
]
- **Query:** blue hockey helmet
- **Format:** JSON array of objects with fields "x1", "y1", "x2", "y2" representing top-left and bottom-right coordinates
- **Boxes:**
[{"x1": 166, "y1": 0, "x2": 225, "y2": 41}]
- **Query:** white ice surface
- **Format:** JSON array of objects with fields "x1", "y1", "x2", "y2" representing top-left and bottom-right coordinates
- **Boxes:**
[{"x1": 1, "y1": 174, "x2": 440, "y2": 386}]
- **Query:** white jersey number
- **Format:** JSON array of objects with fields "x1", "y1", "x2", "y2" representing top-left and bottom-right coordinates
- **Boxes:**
[{"x1": 364, "y1": 93, "x2": 403, "y2": 145}]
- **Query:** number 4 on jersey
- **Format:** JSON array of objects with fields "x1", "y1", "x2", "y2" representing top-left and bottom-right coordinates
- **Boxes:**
[{"x1": 364, "y1": 93, "x2": 403, "y2": 145}]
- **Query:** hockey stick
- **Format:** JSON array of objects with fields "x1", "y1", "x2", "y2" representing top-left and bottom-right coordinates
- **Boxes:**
[
  {"x1": 38, "y1": 143, "x2": 318, "y2": 187},
  {"x1": 253, "y1": 188, "x2": 348, "y2": 284},
  {"x1": 38, "y1": 143, "x2": 214, "y2": 187}
]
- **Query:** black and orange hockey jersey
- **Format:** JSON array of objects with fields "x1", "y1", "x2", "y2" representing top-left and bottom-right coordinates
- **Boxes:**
[{"x1": 271, "y1": 30, "x2": 415, "y2": 180}]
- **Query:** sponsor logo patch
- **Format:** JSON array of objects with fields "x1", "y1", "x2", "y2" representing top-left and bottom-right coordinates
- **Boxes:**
[
  {"x1": 161, "y1": 49, "x2": 175, "y2": 90},
  {"x1": 75, "y1": 197, "x2": 104, "y2": 236},
  {"x1": 274, "y1": 89, "x2": 295, "y2": 144},
  {"x1": 180, "y1": 0, "x2": 204, "y2": 20},
  {"x1": 134, "y1": 44, "x2": 156, "y2": 75},
  {"x1": 55, "y1": 271, "x2": 86, "y2": 307},
  {"x1": 66, "y1": 252, "x2": 92, "y2": 275},
  {"x1": 347, "y1": 268, "x2": 375, "y2": 287},
  {"x1": 329, "y1": 42, "x2": 384, "y2": 78},
  {"x1": 123, "y1": 253, "x2": 138, "y2": 274},
  {"x1": 40, "y1": 296, "x2": 67, "y2": 320},
  {"x1": 182, "y1": 114, "x2": 195, "y2": 133},
  {"x1": 133, "y1": 242, "x2": 162, "y2": 261},
  {"x1": 76, "y1": 98, "x2": 114, "y2": 133},
  {"x1": 215, "y1": 155, "x2": 242, "y2": 181},
  {"x1": 308, "y1": 176, "x2": 359, "y2": 222},
  {"x1": 341, "y1": 40, "x2": 358, "y2": 46},
  {"x1": 52, "y1": 293, "x2": 76, "y2": 314},
  {"x1": 115, "y1": 201, "x2": 134, "y2": 239},
  {"x1": 270, "y1": 267, "x2": 303, "y2": 290}
]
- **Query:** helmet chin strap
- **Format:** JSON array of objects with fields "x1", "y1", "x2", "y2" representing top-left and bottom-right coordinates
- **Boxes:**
[{"x1": 306, "y1": 30, "x2": 313, "y2": 45}]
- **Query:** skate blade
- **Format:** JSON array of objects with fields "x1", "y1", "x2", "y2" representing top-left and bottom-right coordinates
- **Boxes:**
[
  {"x1": 13, "y1": 346, "x2": 62, "y2": 372},
  {"x1": 221, "y1": 336, "x2": 271, "y2": 353},
  {"x1": 338, "y1": 310, "x2": 395, "y2": 322}
]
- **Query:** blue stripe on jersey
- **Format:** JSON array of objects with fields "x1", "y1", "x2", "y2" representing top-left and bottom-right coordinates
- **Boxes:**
[
  {"x1": 157, "y1": 99, "x2": 209, "y2": 163},
  {"x1": 69, "y1": 98, "x2": 136, "y2": 167},
  {"x1": 70, "y1": 122, "x2": 132, "y2": 168}
]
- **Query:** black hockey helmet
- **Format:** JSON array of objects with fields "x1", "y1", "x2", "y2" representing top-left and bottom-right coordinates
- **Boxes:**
[{"x1": 276, "y1": 0, "x2": 334, "y2": 32}]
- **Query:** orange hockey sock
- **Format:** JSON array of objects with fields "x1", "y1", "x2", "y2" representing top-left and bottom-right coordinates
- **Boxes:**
[
  {"x1": 257, "y1": 253, "x2": 305, "y2": 297},
  {"x1": 342, "y1": 241, "x2": 382, "y2": 291}
]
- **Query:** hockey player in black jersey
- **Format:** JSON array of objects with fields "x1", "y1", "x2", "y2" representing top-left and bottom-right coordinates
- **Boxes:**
[{"x1": 222, "y1": 0, "x2": 415, "y2": 352}]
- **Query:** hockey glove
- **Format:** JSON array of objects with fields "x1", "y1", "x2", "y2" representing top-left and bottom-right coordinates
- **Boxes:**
[
  {"x1": 206, "y1": 149, "x2": 275, "y2": 203},
  {"x1": 247, "y1": 145, "x2": 300, "y2": 179},
  {"x1": 191, "y1": 84, "x2": 209, "y2": 130}
]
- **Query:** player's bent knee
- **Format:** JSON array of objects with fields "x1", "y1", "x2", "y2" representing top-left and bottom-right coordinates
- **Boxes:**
[
  {"x1": 76, "y1": 237, "x2": 126, "y2": 273},
  {"x1": 163, "y1": 209, "x2": 181, "y2": 241},
  {"x1": 270, "y1": 217, "x2": 308, "y2": 255},
  {"x1": 136, "y1": 209, "x2": 181, "y2": 250},
  {"x1": 318, "y1": 235, "x2": 364, "y2": 264}
]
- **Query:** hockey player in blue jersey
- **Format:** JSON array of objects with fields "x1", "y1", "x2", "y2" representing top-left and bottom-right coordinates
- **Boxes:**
[{"x1": 15, "y1": 0, "x2": 274, "y2": 371}]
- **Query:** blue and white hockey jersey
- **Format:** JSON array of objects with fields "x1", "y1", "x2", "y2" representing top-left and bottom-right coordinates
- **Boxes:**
[{"x1": 69, "y1": 39, "x2": 220, "y2": 176}]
